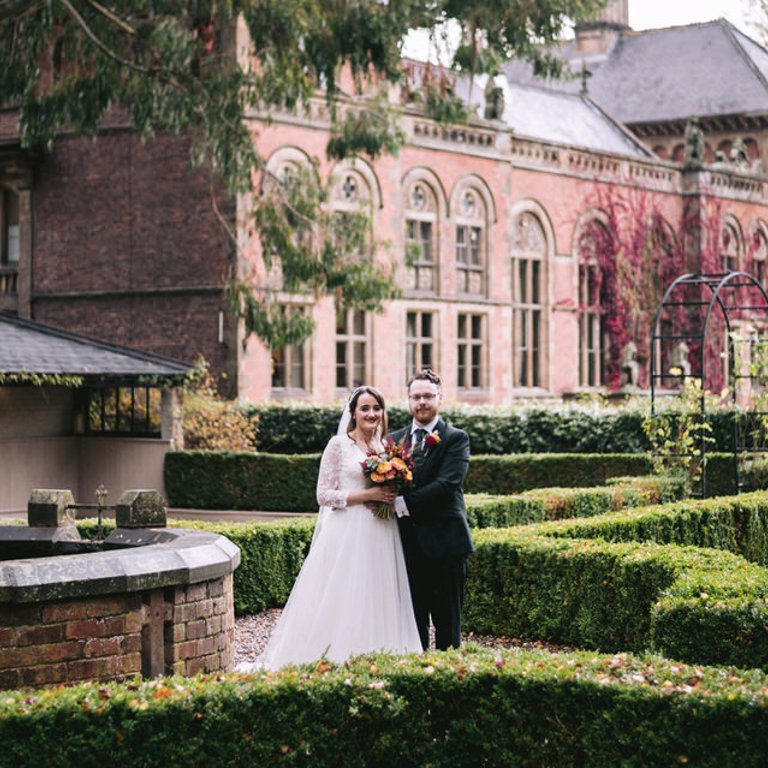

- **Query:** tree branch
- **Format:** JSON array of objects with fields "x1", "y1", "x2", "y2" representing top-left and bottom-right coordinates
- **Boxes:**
[
  {"x1": 58, "y1": 0, "x2": 148, "y2": 73},
  {"x1": 0, "y1": 0, "x2": 45, "y2": 23},
  {"x1": 83, "y1": 0, "x2": 137, "y2": 36}
]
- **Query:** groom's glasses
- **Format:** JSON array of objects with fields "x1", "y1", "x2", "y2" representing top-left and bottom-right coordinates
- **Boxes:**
[{"x1": 409, "y1": 393, "x2": 438, "y2": 402}]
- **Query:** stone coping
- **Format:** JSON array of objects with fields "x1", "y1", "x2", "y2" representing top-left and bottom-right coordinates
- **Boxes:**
[{"x1": 0, "y1": 527, "x2": 241, "y2": 603}]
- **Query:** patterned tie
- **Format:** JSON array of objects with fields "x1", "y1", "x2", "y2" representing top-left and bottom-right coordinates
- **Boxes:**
[{"x1": 413, "y1": 428, "x2": 427, "y2": 466}]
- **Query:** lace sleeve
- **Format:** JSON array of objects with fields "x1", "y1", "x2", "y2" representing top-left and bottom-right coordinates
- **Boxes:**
[{"x1": 316, "y1": 436, "x2": 349, "y2": 510}]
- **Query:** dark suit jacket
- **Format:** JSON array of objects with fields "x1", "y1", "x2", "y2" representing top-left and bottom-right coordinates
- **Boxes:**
[{"x1": 391, "y1": 418, "x2": 475, "y2": 558}]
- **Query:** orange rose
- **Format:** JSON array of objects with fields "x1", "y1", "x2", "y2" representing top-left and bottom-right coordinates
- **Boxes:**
[{"x1": 377, "y1": 461, "x2": 392, "y2": 474}]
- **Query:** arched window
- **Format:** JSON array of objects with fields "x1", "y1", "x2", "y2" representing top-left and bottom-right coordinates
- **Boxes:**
[
  {"x1": 455, "y1": 188, "x2": 487, "y2": 296},
  {"x1": 512, "y1": 212, "x2": 547, "y2": 388},
  {"x1": 263, "y1": 148, "x2": 317, "y2": 394},
  {"x1": 404, "y1": 180, "x2": 438, "y2": 294},
  {"x1": 577, "y1": 220, "x2": 608, "y2": 388},
  {"x1": 750, "y1": 224, "x2": 768, "y2": 286},
  {"x1": 721, "y1": 220, "x2": 741, "y2": 273},
  {"x1": 262, "y1": 148, "x2": 317, "y2": 291},
  {"x1": 716, "y1": 140, "x2": 732, "y2": 162},
  {"x1": 330, "y1": 167, "x2": 375, "y2": 391},
  {"x1": 743, "y1": 137, "x2": 760, "y2": 163}
]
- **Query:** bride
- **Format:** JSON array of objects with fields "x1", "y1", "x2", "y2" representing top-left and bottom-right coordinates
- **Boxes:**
[{"x1": 256, "y1": 385, "x2": 422, "y2": 669}]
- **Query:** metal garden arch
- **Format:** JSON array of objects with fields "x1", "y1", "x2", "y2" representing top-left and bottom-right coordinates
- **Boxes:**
[{"x1": 650, "y1": 271, "x2": 768, "y2": 497}]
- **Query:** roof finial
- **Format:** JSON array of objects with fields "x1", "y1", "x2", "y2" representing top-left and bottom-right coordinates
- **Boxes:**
[{"x1": 580, "y1": 61, "x2": 592, "y2": 95}]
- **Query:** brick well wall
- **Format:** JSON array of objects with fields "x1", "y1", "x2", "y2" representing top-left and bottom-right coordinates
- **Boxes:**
[
  {"x1": 165, "y1": 573, "x2": 235, "y2": 676},
  {"x1": 0, "y1": 573, "x2": 235, "y2": 690},
  {"x1": 0, "y1": 593, "x2": 143, "y2": 689}
]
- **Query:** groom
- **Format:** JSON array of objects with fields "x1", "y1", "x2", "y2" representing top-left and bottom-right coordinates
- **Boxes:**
[{"x1": 391, "y1": 368, "x2": 475, "y2": 650}]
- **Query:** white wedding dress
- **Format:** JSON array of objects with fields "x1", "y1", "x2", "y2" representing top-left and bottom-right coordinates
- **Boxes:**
[{"x1": 257, "y1": 434, "x2": 422, "y2": 670}]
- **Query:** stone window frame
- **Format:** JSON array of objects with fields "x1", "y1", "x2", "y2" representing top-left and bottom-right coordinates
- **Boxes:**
[
  {"x1": 262, "y1": 146, "x2": 320, "y2": 291},
  {"x1": 457, "y1": 311, "x2": 487, "y2": 391},
  {"x1": 572, "y1": 209, "x2": 616, "y2": 390},
  {"x1": 267, "y1": 302, "x2": 312, "y2": 394},
  {"x1": 327, "y1": 159, "x2": 382, "y2": 394},
  {"x1": 401, "y1": 167, "x2": 448, "y2": 297},
  {"x1": 449, "y1": 175, "x2": 496, "y2": 298},
  {"x1": 1, "y1": 187, "x2": 19, "y2": 267},
  {"x1": 262, "y1": 149, "x2": 318, "y2": 396},
  {"x1": 750, "y1": 219, "x2": 768, "y2": 286},
  {"x1": 0, "y1": 168, "x2": 31, "y2": 313},
  {"x1": 510, "y1": 200, "x2": 553, "y2": 391},
  {"x1": 405, "y1": 309, "x2": 438, "y2": 382},
  {"x1": 335, "y1": 307, "x2": 369, "y2": 392},
  {"x1": 721, "y1": 215, "x2": 743, "y2": 274}
]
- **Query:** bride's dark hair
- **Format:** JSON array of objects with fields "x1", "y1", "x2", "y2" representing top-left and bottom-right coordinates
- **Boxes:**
[{"x1": 347, "y1": 386, "x2": 388, "y2": 437}]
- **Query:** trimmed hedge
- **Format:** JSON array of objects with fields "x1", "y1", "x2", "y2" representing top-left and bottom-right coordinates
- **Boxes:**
[
  {"x1": 464, "y1": 474, "x2": 687, "y2": 528},
  {"x1": 463, "y1": 453, "x2": 653, "y2": 494},
  {"x1": 466, "y1": 526, "x2": 768, "y2": 669},
  {"x1": 18, "y1": 493, "x2": 768, "y2": 763},
  {"x1": 75, "y1": 476, "x2": 683, "y2": 617},
  {"x1": 462, "y1": 492, "x2": 768, "y2": 669},
  {"x1": 534, "y1": 492, "x2": 768, "y2": 566},
  {"x1": 144, "y1": 492, "x2": 768, "y2": 669},
  {"x1": 242, "y1": 401, "x2": 748, "y2": 455},
  {"x1": 1, "y1": 648, "x2": 767, "y2": 767},
  {"x1": 164, "y1": 449, "x2": 738, "y2": 511},
  {"x1": 164, "y1": 451, "x2": 322, "y2": 511}
]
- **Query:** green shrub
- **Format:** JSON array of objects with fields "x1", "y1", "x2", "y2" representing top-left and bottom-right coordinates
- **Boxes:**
[
  {"x1": 241, "y1": 401, "x2": 750, "y2": 455},
  {"x1": 159, "y1": 490, "x2": 768, "y2": 667},
  {"x1": 465, "y1": 525, "x2": 768, "y2": 669},
  {"x1": 182, "y1": 362, "x2": 258, "y2": 451},
  {"x1": 179, "y1": 518, "x2": 315, "y2": 614},
  {"x1": 537, "y1": 491, "x2": 768, "y2": 566},
  {"x1": 465, "y1": 474, "x2": 687, "y2": 528},
  {"x1": 164, "y1": 451, "x2": 668, "y2": 511},
  {"x1": 242, "y1": 401, "x2": 653, "y2": 454},
  {"x1": 1, "y1": 648, "x2": 767, "y2": 767},
  {"x1": 464, "y1": 453, "x2": 653, "y2": 494},
  {"x1": 164, "y1": 451, "x2": 321, "y2": 511}
]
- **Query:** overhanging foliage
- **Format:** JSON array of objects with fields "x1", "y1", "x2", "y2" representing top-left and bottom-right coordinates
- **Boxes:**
[{"x1": 0, "y1": 0, "x2": 608, "y2": 346}]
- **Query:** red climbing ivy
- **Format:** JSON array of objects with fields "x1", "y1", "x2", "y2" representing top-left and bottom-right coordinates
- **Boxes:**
[{"x1": 579, "y1": 187, "x2": 728, "y2": 391}]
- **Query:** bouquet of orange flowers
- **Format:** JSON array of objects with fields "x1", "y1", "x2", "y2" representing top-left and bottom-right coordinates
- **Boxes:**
[{"x1": 360, "y1": 436, "x2": 414, "y2": 520}]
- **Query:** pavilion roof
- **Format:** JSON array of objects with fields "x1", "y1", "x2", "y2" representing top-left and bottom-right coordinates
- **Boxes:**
[{"x1": 0, "y1": 312, "x2": 191, "y2": 385}]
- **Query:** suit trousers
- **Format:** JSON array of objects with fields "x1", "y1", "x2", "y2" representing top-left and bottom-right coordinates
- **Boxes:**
[{"x1": 400, "y1": 524, "x2": 469, "y2": 650}]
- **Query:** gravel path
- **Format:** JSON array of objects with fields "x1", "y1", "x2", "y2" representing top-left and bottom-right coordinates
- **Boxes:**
[{"x1": 233, "y1": 611, "x2": 573, "y2": 667}]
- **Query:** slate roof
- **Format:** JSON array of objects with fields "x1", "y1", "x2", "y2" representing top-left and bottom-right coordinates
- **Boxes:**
[
  {"x1": 0, "y1": 313, "x2": 191, "y2": 383},
  {"x1": 451, "y1": 70, "x2": 651, "y2": 158},
  {"x1": 469, "y1": 76, "x2": 651, "y2": 156},
  {"x1": 502, "y1": 19, "x2": 768, "y2": 126}
]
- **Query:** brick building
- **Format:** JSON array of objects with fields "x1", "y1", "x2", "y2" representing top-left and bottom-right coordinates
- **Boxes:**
[{"x1": 3, "y1": 0, "x2": 768, "y2": 405}]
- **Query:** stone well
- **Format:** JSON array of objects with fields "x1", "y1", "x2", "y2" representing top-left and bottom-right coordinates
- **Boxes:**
[{"x1": 0, "y1": 489, "x2": 240, "y2": 690}]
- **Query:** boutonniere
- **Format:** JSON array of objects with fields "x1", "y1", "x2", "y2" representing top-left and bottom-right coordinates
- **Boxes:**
[{"x1": 424, "y1": 431, "x2": 441, "y2": 448}]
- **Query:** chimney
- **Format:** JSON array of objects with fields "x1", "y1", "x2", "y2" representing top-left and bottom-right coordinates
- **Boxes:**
[{"x1": 574, "y1": 0, "x2": 629, "y2": 56}]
